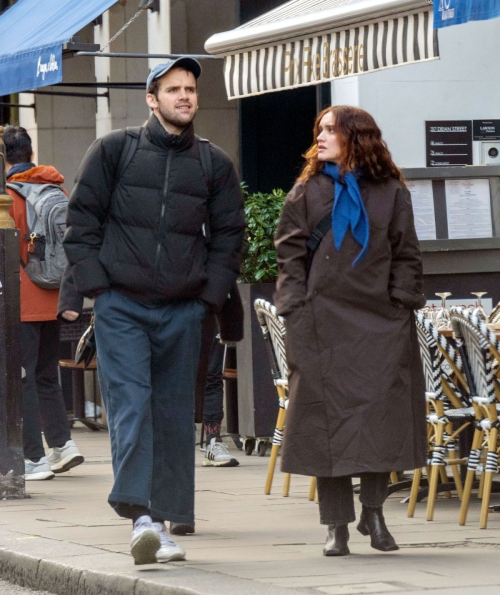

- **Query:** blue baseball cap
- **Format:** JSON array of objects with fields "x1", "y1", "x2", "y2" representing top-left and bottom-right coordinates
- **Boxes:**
[{"x1": 146, "y1": 57, "x2": 202, "y2": 90}]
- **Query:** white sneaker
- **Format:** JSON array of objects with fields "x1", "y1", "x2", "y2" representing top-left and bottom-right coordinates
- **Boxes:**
[
  {"x1": 47, "y1": 440, "x2": 84, "y2": 474},
  {"x1": 25, "y1": 457, "x2": 55, "y2": 481},
  {"x1": 153, "y1": 522, "x2": 186, "y2": 563},
  {"x1": 130, "y1": 516, "x2": 161, "y2": 565},
  {"x1": 202, "y1": 438, "x2": 240, "y2": 467}
]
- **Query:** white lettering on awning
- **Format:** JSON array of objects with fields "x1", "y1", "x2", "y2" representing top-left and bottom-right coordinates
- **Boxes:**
[{"x1": 36, "y1": 54, "x2": 59, "y2": 80}]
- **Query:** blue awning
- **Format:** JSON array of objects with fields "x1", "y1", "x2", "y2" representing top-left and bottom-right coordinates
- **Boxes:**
[
  {"x1": 0, "y1": 0, "x2": 119, "y2": 96},
  {"x1": 434, "y1": 0, "x2": 500, "y2": 28}
]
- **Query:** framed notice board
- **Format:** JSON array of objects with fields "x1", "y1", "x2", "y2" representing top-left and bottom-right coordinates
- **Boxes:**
[
  {"x1": 406, "y1": 177, "x2": 494, "y2": 241},
  {"x1": 403, "y1": 165, "x2": 500, "y2": 276}
]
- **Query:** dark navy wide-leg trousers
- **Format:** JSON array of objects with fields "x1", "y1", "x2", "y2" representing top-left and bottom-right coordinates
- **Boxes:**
[{"x1": 94, "y1": 290, "x2": 204, "y2": 523}]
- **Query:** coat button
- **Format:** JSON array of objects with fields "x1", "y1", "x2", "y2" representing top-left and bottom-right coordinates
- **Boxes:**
[{"x1": 325, "y1": 255, "x2": 330, "y2": 260}]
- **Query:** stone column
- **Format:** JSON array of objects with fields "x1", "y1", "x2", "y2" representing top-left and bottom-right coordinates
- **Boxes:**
[
  {"x1": 0, "y1": 125, "x2": 24, "y2": 499},
  {"x1": 147, "y1": 1, "x2": 171, "y2": 69}
]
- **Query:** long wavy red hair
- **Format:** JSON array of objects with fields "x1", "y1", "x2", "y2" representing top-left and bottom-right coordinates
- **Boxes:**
[{"x1": 297, "y1": 105, "x2": 403, "y2": 186}]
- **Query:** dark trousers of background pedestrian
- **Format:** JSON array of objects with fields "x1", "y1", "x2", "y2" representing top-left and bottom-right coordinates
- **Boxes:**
[
  {"x1": 203, "y1": 329, "x2": 225, "y2": 443},
  {"x1": 21, "y1": 320, "x2": 71, "y2": 461},
  {"x1": 317, "y1": 473, "x2": 390, "y2": 526},
  {"x1": 94, "y1": 290, "x2": 204, "y2": 524}
]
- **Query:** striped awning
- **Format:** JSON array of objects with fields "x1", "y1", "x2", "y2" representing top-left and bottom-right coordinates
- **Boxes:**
[{"x1": 205, "y1": 0, "x2": 439, "y2": 100}]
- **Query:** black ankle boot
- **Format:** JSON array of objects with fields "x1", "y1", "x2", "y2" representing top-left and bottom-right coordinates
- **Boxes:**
[
  {"x1": 323, "y1": 524, "x2": 350, "y2": 556},
  {"x1": 357, "y1": 506, "x2": 399, "y2": 552}
]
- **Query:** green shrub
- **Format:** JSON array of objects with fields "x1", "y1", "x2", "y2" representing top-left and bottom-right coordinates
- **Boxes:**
[{"x1": 239, "y1": 184, "x2": 286, "y2": 284}]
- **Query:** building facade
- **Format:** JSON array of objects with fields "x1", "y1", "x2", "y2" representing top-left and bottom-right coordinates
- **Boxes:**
[{"x1": 2, "y1": 0, "x2": 239, "y2": 192}]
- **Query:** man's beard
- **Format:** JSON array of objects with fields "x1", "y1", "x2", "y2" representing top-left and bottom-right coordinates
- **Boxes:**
[{"x1": 158, "y1": 104, "x2": 196, "y2": 131}]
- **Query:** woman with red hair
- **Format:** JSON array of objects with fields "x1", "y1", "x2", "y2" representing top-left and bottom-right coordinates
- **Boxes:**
[{"x1": 274, "y1": 106, "x2": 426, "y2": 557}]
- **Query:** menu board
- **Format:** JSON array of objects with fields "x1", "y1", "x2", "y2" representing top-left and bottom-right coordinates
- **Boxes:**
[
  {"x1": 407, "y1": 180, "x2": 437, "y2": 240},
  {"x1": 445, "y1": 179, "x2": 492, "y2": 239}
]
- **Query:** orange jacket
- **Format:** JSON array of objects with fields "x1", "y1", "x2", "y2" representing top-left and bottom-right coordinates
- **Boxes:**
[{"x1": 8, "y1": 166, "x2": 65, "y2": 322}]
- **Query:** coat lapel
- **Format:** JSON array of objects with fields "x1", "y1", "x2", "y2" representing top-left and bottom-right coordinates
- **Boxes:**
[{"x1": 318, "y1": 173, "x2": 334, "y2": 206}]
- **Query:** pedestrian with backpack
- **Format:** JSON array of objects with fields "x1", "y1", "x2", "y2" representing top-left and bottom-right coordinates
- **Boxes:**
[
  {"x1": 59, "y1": 57, "x2": 245, "y2": 565},
  {"x1": 5, "y1": 125, "x2": 84, "y2": 481}
]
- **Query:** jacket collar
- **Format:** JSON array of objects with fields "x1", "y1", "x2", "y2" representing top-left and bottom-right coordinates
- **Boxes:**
[
  {"x1": 145, "y1": 114, "x2": 195, "y2": 152},
  {"x1": 8, "y1": 165, "x2": 64, "y2": 185},
  {"x1": 7, "y1": 162, "x2": 36, "y2": 179}
]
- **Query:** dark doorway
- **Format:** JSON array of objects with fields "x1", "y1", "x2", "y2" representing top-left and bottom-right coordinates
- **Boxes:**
[
  {"x1": 239, "y1": 0, "x2": 284, "y2": 22},
  {"x1": 238, "y1": 0, "x2": 331, "y2": 194},
  {"x1": 239, "y1": 86, "x2": 317, "y2": 194}
]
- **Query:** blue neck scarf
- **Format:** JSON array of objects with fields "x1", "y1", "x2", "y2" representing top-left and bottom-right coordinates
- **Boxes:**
[{"x1": 322, "y1": 162, "x2": 369, "y2": 265}]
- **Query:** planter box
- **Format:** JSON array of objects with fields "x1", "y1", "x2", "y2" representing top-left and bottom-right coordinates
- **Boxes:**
[{"x1": 236, "y1": 282, "x2": 279, "y2": 439}]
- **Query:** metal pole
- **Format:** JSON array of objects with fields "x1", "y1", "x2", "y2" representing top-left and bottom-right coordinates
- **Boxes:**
[
  {"x1": 0, "y1": 125, "x2": 24, "y2": 499},
  {"x1": 0, "y1": 102, "x2": 35, "y2": 109},
  {"x1": 0, "y1": 127, "x2": 13, "y2": 229},
  {"x1": 33, "y1": 90, "x2": 109, "y2": 99},
  {"x1": 75, "y1": 51, "x2": 218, "y2": 59}
]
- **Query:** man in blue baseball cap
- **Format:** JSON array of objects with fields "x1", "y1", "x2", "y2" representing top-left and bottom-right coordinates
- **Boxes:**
[
  {"x1": 146, "y1": 57, "x2": 202, "y2": 89},
  {"x1": 59, "y1": 55, "x2": 245, "y2": 565},
  {"x1": 144, "y1": 57, "x2": 201, "y2": 135}
]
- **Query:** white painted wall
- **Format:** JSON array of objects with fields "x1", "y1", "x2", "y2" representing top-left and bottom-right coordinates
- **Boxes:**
[
  {"x1": 94, "y1": 12, "x2": 112, "y2": 139},
  {"x1": 108, "y1": 2, "x2": 149, "y2": 131},
  {"x1": 330, "y1": 18, "x2": 500, "y2": 168},
  {"x1": 18, "y1": 93, "x2": 38, "y2": 160}
]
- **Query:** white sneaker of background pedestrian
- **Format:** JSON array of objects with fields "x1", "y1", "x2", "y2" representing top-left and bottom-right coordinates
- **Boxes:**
[
  {"x1": 130, "y1": 516, "x2": 161, "y2": 565},
  {"x1": 153, "y1": 522, "x2": 186, "y2": 563},
  {"x1": 47, "y1": 439, "x2": 84, "y2": 473},
  {"x1": 202, "y1": 437, "x2": 240, "y2": 467},
  {"x1": 25, "y1": 457, "x2": 55, "y2": 481}
]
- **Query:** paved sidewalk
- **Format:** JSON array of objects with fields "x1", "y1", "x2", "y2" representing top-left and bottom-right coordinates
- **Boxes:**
[{"x1": 2, "y1": 428, "x2": 500, "y2": 595}]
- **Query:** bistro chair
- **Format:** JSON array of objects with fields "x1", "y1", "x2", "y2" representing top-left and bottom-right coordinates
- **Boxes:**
[
  {"x1": 485, "y1": 303, "x2": 500, "y2": 379},
  {"x1": 254, "y1": 298, "x2": 317, "y2": 500},
  {"x1": 59, "y1": 309, "x2": 106, "y2": 431},
  {"x1": 254, "y1": 299, "x2": 290, "y2": 496},
  {"x1": 488, "y1": 302, "x2": 500, "y2": 324},
  {"x1": 450, "y1": 307, "x2": 500, "y2": 529},
  {"x1": 411, "y1": 312, "x2": 473, "y2": 520}
]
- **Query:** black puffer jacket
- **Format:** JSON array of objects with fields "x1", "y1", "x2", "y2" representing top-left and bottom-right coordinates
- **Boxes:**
[{"x1": 63, "y1": 115, "x2": 245, "y2": 309}]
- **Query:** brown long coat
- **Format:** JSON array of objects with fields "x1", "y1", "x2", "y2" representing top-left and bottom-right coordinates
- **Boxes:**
[{"x1": 274, "y1": 173, "x2": 427, "y2": 478}]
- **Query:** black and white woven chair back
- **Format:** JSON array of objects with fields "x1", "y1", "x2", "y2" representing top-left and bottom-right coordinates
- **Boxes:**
[
  {"x1": 415, "y1": 311, "x2": 464, "y2": 396},
  {"x1": 450, "y1": 307, "x2": 497, "y2": 404},
  {"x1": 415, "y1": 312, "x2": 444, "y2": 399},
  {"x1": 254, "y1": 299, "x2": 288, "y2": 385},
  {"x1": 489, "y1": 302, "x2": 500, "y2": 324}
]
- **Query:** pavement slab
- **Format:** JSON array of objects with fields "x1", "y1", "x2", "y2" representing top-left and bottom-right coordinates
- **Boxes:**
[{"x1": 2, "y1": 428, "x2": 500, "y2": 594}]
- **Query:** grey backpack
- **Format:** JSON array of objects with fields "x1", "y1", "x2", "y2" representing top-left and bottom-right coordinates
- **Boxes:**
[{"x1": 6, "y1": 181, "x2": 68, "y2": 289}]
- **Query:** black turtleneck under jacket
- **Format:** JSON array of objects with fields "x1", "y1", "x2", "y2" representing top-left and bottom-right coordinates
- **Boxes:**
[{"x1": 63, "y1": 115, "x2": 245, "y2": 309}]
